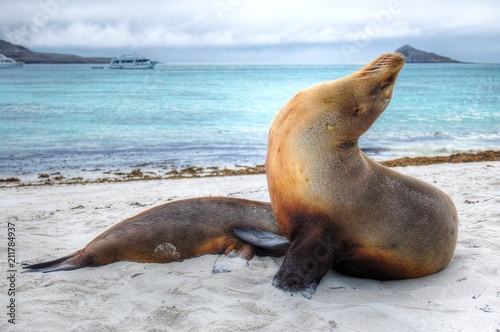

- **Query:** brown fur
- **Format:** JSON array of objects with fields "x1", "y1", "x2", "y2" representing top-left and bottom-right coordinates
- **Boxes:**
[{"x1": 266, "y1": 53, "x2": 458, "y2": 297}]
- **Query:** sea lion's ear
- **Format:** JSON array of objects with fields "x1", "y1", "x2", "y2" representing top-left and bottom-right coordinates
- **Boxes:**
[{"x1": 352, "y1": 106, "x2": 366, "y2": 117}]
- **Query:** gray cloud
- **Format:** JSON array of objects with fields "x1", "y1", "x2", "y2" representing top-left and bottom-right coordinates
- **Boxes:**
[{"x1": 1, "y1": 0, "x2": 499, "y2": 63}]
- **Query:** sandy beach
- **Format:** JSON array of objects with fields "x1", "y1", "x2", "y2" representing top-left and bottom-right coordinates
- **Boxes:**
[{"x1": 2, "y1": 161, "x2": 499, "y2": 331}]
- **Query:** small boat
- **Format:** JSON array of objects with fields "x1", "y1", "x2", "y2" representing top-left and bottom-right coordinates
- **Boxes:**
[
  {"x1": 109, "y1": 53, "x2": 157, "y2": 69},
  {"x1": 91, "y1": 66, "x2": 105, "y2": 69},
  {"x1": 0, "y1": 54, "x2": 24, "y2": 68}
]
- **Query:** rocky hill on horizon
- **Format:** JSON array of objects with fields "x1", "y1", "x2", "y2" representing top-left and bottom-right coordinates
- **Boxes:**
[
  {"x1": 0, "y1": 39, "x2": 111, "y2": 64},
  {"x1": 396, "y1": 45, "x2": 462, "y2": 63},
  {"x1": 0, "y1": 40, "x2": 465, "y2": 65}
]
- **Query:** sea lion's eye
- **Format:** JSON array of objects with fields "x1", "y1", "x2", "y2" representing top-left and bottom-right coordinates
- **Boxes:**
[{"x1": 380, "y1": 82, "x2": 392, "y2": 90}]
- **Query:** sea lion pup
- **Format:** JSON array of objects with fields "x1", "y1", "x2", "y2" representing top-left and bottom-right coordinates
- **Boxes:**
[
  {"x1": 264, "y1": 53, "x2": 458, "y2": 298},
  {"x1": 23, "y1": 197, "x2": 289, "y2": 274}
]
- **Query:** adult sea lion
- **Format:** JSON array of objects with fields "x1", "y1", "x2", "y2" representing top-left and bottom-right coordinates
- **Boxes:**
[
  {"x1": 264, "y1": 53, "x2": 458, "y2": 298},
  {"x1": 24, "y1": 197, "x2": 289, "y2": 273}
]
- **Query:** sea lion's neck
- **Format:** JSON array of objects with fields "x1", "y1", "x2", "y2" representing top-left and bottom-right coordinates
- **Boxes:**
[
  {"x1": 330, "y1": 141, "x2": 367, "y2": 173},
  {"x1": 304, "y1": 139, "x2": 368, "y2": 181},
  {"x1": 302, "y1": 140, "x2": 369, "y2": 208}
]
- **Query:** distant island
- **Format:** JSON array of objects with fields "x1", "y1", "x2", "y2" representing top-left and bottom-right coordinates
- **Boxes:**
[
  {"x1": 1, "y1": 39, "x2": 464, "y2": 65},
  {"x1": 0, "y1": 39, "x2": 111, "y2": 64},
  {"x1": 395, "y1": 45, "x2": 462, "y2": 63}
]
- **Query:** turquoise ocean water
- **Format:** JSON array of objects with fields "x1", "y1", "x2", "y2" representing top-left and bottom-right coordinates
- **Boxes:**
[{"x1": 0, "y1": 63, "x2": 499, "y2": 177}]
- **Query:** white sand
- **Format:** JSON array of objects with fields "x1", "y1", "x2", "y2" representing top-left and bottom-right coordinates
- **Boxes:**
[{"x1": 2, "y1": 162, "x2": 499, "y2": 331}]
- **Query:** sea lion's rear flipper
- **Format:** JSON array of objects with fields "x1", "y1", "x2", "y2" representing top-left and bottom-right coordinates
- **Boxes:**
[
  {"x1": 213, "y1": 229, "x2": 289, "y2": 273},
  {"x1": 22, "y1": 250, "x2": 87, "y2": 273},
  {"x1": 212, "y1": 253, "x2": 250, "y2": 274},
  {"x1": 212, "y1": 242, "x2": 255, "y2": 274},
  {"x1": 233, "y1": 227, "x2": 290, "y2": 250}
]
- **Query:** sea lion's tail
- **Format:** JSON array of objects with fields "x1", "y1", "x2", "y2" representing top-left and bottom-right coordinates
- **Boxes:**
[{"x1": 22, "y1": 250, "x2": 89, "y2": 273}]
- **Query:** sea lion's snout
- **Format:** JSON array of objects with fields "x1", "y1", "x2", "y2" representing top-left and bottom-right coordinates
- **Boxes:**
[
  {"x1": 354, "y1": 53, "x2": 405, "y2": 80},
  {"x1": 375, "y1": 52, "x2": 406, "y2": 73}
]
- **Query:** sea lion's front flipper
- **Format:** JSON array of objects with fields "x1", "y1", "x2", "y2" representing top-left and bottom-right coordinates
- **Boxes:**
[
  {"x1": 233, "y1": 227, "x2": 290, "y2": 250},
  {"x1": 272, "y1": 231, "x2": 336, "y2": 299}
]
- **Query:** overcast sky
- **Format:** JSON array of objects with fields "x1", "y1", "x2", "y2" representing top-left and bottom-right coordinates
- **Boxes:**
[{"x1": 1, "y1": 0, "x2": 499, "y2": 63}]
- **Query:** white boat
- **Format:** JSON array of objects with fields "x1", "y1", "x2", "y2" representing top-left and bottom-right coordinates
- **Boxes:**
[
  {"x1": 109, "y1": 53, "x2": 157, "y2": 69},
  {"x1": 0, "y1": 54, "x2": 24, "y2": 68}
]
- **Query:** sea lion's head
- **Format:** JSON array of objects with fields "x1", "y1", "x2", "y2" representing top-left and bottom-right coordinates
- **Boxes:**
[
  {"x1": 326, "y1": 52, "x2": 405, "y2": 143},
  {"x1": 274, "y1": 53, "x2": 405, "y2": 147},
  {"x1": 346, "y1": 52, "x2": 405, "y2": 133}
]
